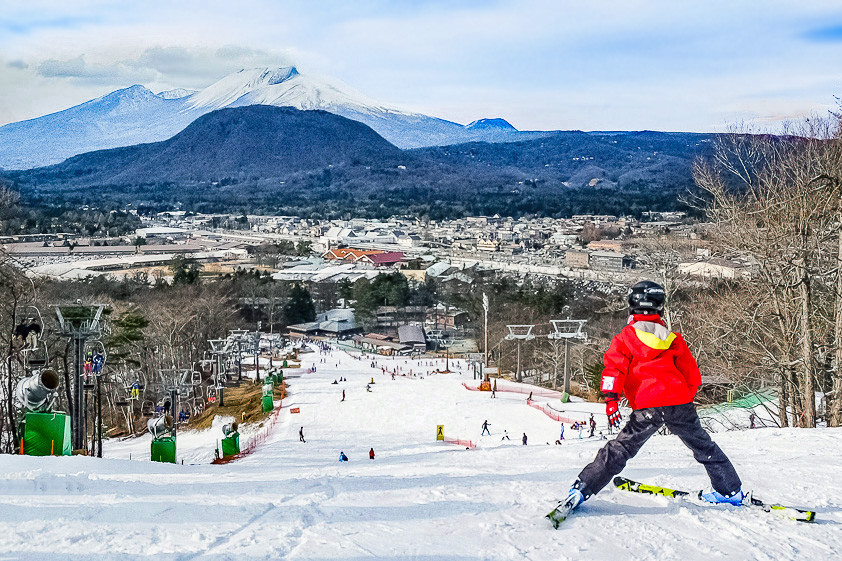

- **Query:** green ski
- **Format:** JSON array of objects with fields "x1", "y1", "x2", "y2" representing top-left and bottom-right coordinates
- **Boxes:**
[{"x1": 613, "y1": 476, "x2": 816, "y2": 523}]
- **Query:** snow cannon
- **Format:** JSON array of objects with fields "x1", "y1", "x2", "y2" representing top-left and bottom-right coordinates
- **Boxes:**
[
  {"x1": 261, "y1": 383, "x2": 274, "y2": 412},
  {"x1": 16, "y1": 369, "x2": 71, "y2": 456},
  {"x1": 148, "y1": 415, "x2": 173, "y2": 439},
  {"x1": 15, "y1": 369, "x2": 60, "y2": 413},
  {"x1": 149, "y1": 415, "x2": 176, "y2": 464},
  {"x1": 219, "y1": 421, "x2": 240, "y2": 458},
  {"x1": 222, "y1": 421, "x2": 239, "y2": 438}
]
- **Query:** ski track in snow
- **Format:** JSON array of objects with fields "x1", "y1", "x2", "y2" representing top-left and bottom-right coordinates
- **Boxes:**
[{"x1": 0, "y1": 345, "x2": 840, "y2": 560}]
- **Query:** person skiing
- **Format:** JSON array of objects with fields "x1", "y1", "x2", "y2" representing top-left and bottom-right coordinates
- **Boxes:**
[
  {"x1": 341, "y1": 389, "x2": 345, "y2": 402},
  {"x1": 299, "y1": 427, "x2": 305, "y2": 443},
  {"x1": 559, "y1": 424, "x2": 565, "y2": 441},
  {"x1": 527, "y1": 391, "x2": 533, "y2": 401},
  {"x1": 481, "y1": 420, "x2": 490, "y2": 436},
  {"x1": 749, "y1": 413, "x2": 756, "y2": 429},
  {"x1": 522, "y1": 433, "x2": 528, "y2": 445},
  {"x1": 556, "y1": 281, "x2": 744, "y2": 517},
  {"x1": 369, "y1": 448, "x2": 375, "y2": 460},
  {"x1": 501, "y1": 430, "x2": 510, "y2": 440},
  {"x1": 339, "y1": 451, "x2": 348, "y2": 461},
  {"x1": 588, "y1": 414, "x2": 596, "y2": 438}
]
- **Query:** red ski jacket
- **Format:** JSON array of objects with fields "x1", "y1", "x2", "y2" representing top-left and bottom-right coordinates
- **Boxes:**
[{"x1": 600, "y1": 314, "x2": 701, "y2": 410}]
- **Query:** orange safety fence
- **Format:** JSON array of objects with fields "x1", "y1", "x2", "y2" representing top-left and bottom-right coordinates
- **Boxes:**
[
  {"x1": 527, "y1": 400, "x2": 582, "y2": 424},
  {"x1": 443, "y1": 436, "x2": 476, "y2": 449}
]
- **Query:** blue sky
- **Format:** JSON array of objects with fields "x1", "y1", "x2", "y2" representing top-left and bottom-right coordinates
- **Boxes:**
[{"x1": 2, "y1": 0, "x2": 842, "y2": 131}]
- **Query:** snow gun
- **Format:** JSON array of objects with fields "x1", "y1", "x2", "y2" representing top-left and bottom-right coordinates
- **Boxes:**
[
  {"x1": 14, "y1": 369, "x2": 60, "y2": 414},
  {"x1": 147, "y1": 415, "x2": 173, "y2": 440},
  {"x1": 15, "y1": 369, "x2": 72, "y2": 456},
  {"x1": 222, "y1": 421, "x2": 239, "y2": 438}
]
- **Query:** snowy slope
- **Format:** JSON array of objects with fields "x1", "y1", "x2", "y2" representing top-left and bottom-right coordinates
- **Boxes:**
[{"x1": 0, "y1": 345, "x2": 839, "y2": 560}]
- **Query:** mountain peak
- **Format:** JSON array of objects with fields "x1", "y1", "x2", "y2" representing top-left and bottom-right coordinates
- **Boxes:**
[
  {"x1": 466, "y1": 118, "x2": 517, "y2": 132},
  {"x1": 157, "y1": 88, "x2": 197, "y2": 100},
  {"x1": 102, "y1": 84, "x2": 157, "y2": 102}
]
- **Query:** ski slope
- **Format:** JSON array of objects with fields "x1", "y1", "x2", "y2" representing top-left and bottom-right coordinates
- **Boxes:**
[{"x1": 0, "y1": 345, "x2": 840, "y2": 560}]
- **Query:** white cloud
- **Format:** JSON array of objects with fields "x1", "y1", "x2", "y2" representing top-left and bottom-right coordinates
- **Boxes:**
[{"x1": 2, "y1": 1, "x2": 842, "y2": 130}]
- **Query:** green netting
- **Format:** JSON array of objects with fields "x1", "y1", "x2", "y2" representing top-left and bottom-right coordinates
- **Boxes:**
[
  {"x1": 23, "y1": 412, "x2": 71, "y2": 456},
  {"x1": 721, "y1": 389, "x2": 777, "y2": 409},
  {"x1": 151, "y1": 437, "x2": 176, "y2": 463},
  {"x1": 221, "y1": 434, "x2": 240, "y2": 457}
]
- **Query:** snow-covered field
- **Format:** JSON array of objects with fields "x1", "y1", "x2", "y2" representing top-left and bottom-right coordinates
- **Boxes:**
[{"x1": 1, "y1": 346, "x2": 840, "y2": 560}]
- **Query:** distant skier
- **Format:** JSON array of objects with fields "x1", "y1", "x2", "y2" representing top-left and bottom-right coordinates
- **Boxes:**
[
  {"x1": 522, "y1": 433, "x2": 528, "y2": 445},
  {"x1": 749, "y1": 413, "x2": 756, "y2": 429},
  {"x1": 339, "y1": 451, "x2": 348, "y2": 462},
  {"x1": 341, "y1": 389, "x2": 345, "y2": 402},
  {"x1": 527, "y1": 391, "x2": 533, "y2": 401},
  {"x1": 491, "y1": 389, "x2": 496, "y2": 398},
  {"x1": 557, "y1": 281, "x2": 744, "y2": 517},
  {"x1": 481, "y1": 420, "x2": 490, "y2": 436},
  {"x1": 588, "y1": 414, "x2": 596, "y2": 438},
  {"x1": 299, "y1": 427, "x2": 305, "y2": 443},
  {"x1": 369, "y1": 448, "x2": 375, "y2": 460},
  {"x1": 501, "y1": 430, "x2": 510, "y2": 441},
  {"x1": 559, "y1": 424, "x2": 565, "y2": 441}
]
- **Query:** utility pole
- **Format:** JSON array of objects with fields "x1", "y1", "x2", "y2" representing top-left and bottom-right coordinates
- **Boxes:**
[{"x1": 482, "y1": 293, "x2": 489, "y2": 381}]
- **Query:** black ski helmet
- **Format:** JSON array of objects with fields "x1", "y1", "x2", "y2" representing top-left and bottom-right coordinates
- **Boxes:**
[{"x1": 628, "y1": 280, "x2": 666, "y2": 315}]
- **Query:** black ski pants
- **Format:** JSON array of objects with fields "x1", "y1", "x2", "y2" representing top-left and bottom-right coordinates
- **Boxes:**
[{"x1": 577, "y1": 403, "x2": 741, "y2": 498}]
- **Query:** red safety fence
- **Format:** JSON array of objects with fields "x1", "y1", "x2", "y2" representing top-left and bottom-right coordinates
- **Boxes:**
[
  {"x1": 462, "y1": 382, "x2": 565, "y2": 400},
  {"x1": 527, "y1": 400, "x2": 582, "y2": 424},
  {"x1": 443, "y1": 436, "x2": 476, "y2": 449},
  {"x1": 212, "y1": 383, "x2": 285, "y2": 464}
]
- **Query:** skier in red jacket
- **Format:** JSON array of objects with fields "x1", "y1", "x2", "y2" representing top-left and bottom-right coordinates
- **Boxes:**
[{"x1": 558, "y1": 281, "x2": 744, "y2": 516}]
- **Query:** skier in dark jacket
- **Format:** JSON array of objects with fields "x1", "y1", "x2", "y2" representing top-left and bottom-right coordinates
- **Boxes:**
[
  {"x1": 522, "y1": 433, "x2": 527, "y2": 445},
  {"x1": 558, "y1": 281, "x2": 744, "y2": 516},
  {"x1": 588, "y1": 414, "x2": 596, "y2": 438},
  {"x1": 481, "y1": 420, "x2": 490, "y2": 436}
]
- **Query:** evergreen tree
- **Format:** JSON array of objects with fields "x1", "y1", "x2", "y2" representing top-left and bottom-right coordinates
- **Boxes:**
[{"x1": 284, "y1": 283, "x2": 315, "y2": 325}]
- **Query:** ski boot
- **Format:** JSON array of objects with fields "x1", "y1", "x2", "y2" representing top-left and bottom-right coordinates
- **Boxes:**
[
  {"x1": 547, "y1": 480, "x2": 588, "y2": 528},
  {"x1": 700, "y1": 488, "x2": 746, "y2": 506}
]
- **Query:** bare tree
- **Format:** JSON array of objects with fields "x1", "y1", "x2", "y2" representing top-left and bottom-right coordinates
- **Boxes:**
[{"x1": 694, "y1": 118, "x2": 842, "y2": 427}]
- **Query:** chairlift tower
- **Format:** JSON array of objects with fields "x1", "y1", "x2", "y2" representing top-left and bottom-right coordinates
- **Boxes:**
[
  {"x1": 548, "y1": 319, "x2": 588, "y2": 394},
  {"x1": 229, "y1": 329, "x2": 249, "y2": 382},
  {"x1": 505, "y1": 325, "x2": 535, "y2": 383},
  {"x1": 208, "y1": 338, "x2": 232, "y2": 406},
  {"x1": 55, "y1": 304, "x2": 105, "y2": 451}
]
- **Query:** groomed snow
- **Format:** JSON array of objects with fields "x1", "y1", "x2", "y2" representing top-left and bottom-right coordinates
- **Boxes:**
[{"x1": 0, "y1": 345, "x2": 840, "y2": 560}]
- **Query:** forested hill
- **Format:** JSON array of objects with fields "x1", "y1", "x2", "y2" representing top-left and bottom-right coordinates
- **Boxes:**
[
  {"x1": 412, "y1": 130, "x2": 713, "y2": 190},
  {"x1": 5, "y1": 106, "x2": 714, "y2": 219},
  {"x1": 13, "y1": 105, "x2": 403, "y2": 185}
]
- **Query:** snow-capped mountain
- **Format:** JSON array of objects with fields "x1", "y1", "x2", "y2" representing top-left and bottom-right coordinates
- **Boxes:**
[
  {"x1": 0, "y1": 66, "x2": 550, "y2": 170},
  {"x1": 157, "y1": 88, "x2": 197, "y2": 100}
]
